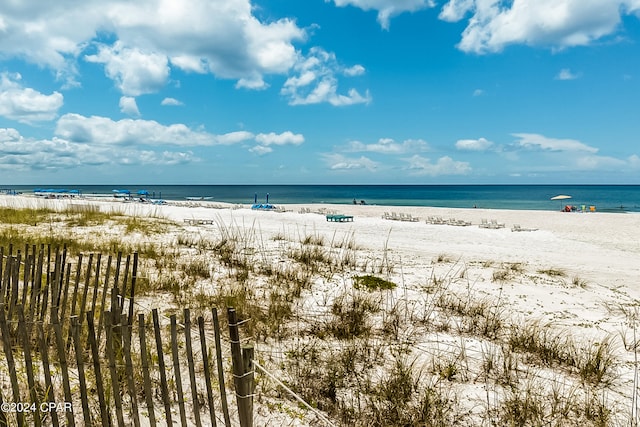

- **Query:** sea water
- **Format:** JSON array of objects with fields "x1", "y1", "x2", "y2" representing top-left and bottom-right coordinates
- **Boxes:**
[{"x1": 3, "y1": 185, "x2": 640, "y2": 212}]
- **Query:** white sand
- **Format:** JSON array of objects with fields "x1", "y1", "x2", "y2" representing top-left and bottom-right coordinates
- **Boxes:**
[
  {"x1": 6, "y1": 194, "x2": 639, "y2": 330},
  {"x1": 3, "y1": 194, "x2": 640, "y2": 422}
]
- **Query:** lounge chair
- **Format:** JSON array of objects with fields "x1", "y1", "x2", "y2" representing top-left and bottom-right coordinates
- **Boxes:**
[
  {"x1": 489, "y1": 219, "x2": 505, "y2": 229},
  {"x1": 511, "y1": 224, "x2": 538, "y2": 232}
]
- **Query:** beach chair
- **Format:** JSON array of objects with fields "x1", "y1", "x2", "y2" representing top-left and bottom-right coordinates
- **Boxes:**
[
  {"x1": 511, "y1": 224, "x2": 538, "y2": 232},
  {"x1": 490, "y1": 219, "x2": 505, "y2": 229},
  {"x1": 479, "y1": 219, "x2": 490, "y2": 228}
]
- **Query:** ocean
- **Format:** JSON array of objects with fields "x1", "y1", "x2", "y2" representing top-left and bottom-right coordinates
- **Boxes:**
[{"x1": 2, "y1": 185, "x2": 639, "y2": 212}]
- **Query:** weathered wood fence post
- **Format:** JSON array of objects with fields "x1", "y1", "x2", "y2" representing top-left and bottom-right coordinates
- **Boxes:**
[{"x1": 227, "y1": 307, "x2": 254, "y2": 427}]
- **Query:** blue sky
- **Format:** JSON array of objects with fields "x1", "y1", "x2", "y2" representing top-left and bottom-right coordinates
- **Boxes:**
[{"x1": 1, "y1": 0, "x2": 640, "y2": 185}]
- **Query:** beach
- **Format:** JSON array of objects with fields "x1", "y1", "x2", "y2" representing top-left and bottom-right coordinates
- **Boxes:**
[{"x1": 2, "y1": 194, "x2": 640, "y2": 425}]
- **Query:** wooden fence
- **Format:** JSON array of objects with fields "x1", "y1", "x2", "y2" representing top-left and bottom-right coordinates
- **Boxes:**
[{"x1": 0, "y1": 244, "x2": 254, "y2": 427}]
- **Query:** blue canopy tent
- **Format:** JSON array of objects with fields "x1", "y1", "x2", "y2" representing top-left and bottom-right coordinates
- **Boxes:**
[{"x1": 112, "y1": 189, "x2": 131, "y2": 199}]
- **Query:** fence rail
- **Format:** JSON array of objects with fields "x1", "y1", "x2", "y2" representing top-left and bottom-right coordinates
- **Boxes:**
[{"x1": 0, "y1": 244, "x2": 254, "y2": 427}]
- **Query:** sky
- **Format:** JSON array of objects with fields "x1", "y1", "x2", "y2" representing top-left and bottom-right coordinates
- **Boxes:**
[{"x1": 1, "y1": 0, "x2": 640, "y2": 185}]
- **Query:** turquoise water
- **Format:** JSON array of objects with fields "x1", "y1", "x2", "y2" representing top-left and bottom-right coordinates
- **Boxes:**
[{"x1": 3, "y1": 185, "x2": 640, "y2": 212}]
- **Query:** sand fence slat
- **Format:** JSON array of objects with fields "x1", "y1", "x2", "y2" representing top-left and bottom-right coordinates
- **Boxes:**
[
  {"x1": 170, "y1": 314, "x2": 189, "y2": 427},
  {"x1": 51, "y1": 310, "x2": 75, "y2": 427},
  {"x1": 58, "y1": 264, "x2": 72, "y2": 327},
  {"x1": 36, "y1": 322, "x2": 60, "y2": 427},
  {"x1": 104, "y1": 312, "x2": 126, "y2": 427},
  {"x1": 85, "y1": 311, "x2": 110, "y2": 427},
  {"x1": 184, "y1": 308, "x2": 203, "y2": 427},
  {"x1": 17, "y1": 305, "x2": 41, "y2": 427},
  {"x1": 97, "y1": 255, "x2": 113, "y2": 342},
  {"x1": 213, "y1": 308, "x2": 232, "y2": 427},
  {"x1": 152, "y1": 308, "x2": 174, "y2": 426},
  {"x1": 89, "y1": 253, "x2": 102, "y2": 322},
  {"x1": 77, "y1": 253, "x2": 93, "y2": 327},
  {"x1": 70, "y1": 316, "x2": 92, "y2": 426},
  {"x1": 138, "y1": 313, "x2": 157, "y2": 426},
  {"x1": 198, "y1": 315, "x2": 218, "y2": 427},
  {"x1": 228, "y1": 308, "x2": 253, "y2": 427},
  {"x1": 127, "y1": 252, "x2": 138, "y2": 326},
  {"x1": 122, "y1": 315, "x2": 141, "y2": 427},
  {"x1": 0, "y1": 302, "x2": 24, "y2": 426},
  {"x1": 120, "y1": 254, "x2": 131, "y2": 317},
  {"x1": 38, "y1": 247, "x2": 51, "y2": 322},
  {"x1": 8, "y1": 254, "x2": 20, "y2": 320},
  {"x1": 33, "y1": 245, "x2": 44, "y2": 321},
  {"x1": 19, "y1": 246, "x2": 30, "y2": 308}
]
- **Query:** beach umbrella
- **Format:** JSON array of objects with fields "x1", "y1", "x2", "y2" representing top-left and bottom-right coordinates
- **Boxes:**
[{"x1": 550, "y1": 195, "x2": 572, "y2": 200}]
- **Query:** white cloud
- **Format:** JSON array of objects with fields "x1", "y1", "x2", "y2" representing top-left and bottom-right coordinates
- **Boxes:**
[
  {"x1": 0, "y1": 126, "x2": 194, "y2": 171},
  {"x1": 473, "y1": 89, "x2": 485, "y2": 96},
  {"x1": 346, "y1": 138, "x2": 429, "y2": 154},
  {"x1": 282, "y1": 47, "x2": 371, "y2": 106},
  {"x1": 0, "y1": 0, "x2": 305, "y2": 93},
  {"x1": 329, "y1": 0, "x2": 434, "y2": 29},
  {"x1": 323, "y1": 153, "x2": 378, "y2": 171},
  {"x1": 456, "y1": 137, "x2": 493, "y2": 151},
  {"x1": 55, "y1": 113, "x2": 227, "y2": 146},
  {"x1": 86, "y1": 43, "x2": 170, "y2": 96},
  {"x1": 255, "y1": 131, "x2": 304, "y2": 146},
  {"x1": 555, "y1": 68, "x2": 580, "y2": 80},
  {"x1": 161, "y1": 97, "x2": 184, "y2": 106},
  {"x1": 439, "y1": 0, "x2": 475, "y2": 22},
  {"x1": 119, "y1": 96, "x2": 140, "y2": 116},
  {"x1": 403, "y1": 155, "x2": 471, "y2": 176},
  {"x1": 344, "y1": 65, "x2": 366, "y2": 77},
  {"x1": 513, "y1": 133, "x2": 599, "y2": 153},
  {"x1": 0, "y1": 72, "x2": 64, "y2": 123},
  {"x1": 440, "y1": 0, "x2": 640, "y2": 53},
  {"x1": 216, "y1": 131, "x2": 255, "y2": 145},
  {"x1": 249, "y1": 145, "x2": 273, "y2": 156}
]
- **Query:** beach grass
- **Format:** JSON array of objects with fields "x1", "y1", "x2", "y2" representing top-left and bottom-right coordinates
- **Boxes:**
[{"x1": 0, "y1": 199, "x2": 633, "y2": 426}]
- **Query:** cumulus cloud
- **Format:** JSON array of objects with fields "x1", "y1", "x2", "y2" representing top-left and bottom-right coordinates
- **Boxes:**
[
  {"x1": 323, "y1": 153, "x2": 378, "y2": 171},
  {"x1": 0, "y1": 72, "x2": 64, "y2": 123},
  {"x1": 403, "y1": 155, "x2": 471, "y2": 176},
  {"x1": 0, "y1": 126, "x2": 194, "y2": 171},
  {"x1": 455, "y1": 137, "x2": 493, "y2": 151},
  {"x1": 216, "y1": 131, "x2": 256, "y2": 145},
  {"x1": 55, "y1": 113, "x2": 221, "y2": 146},
  {"x1": 346, "y1": 138, "x2": 429, "y2": 154},
  {"x1": 86, "y1": 43, "x2": 170, "y2": 96},
  {"x1": 513, "y1": 133, "x2": 599, "y2": 153},
  {"x1": 329, "y1": 0, "x2": 434, "y2": 29},
  {"x1": 0, "y1": 0, "x2": 305, "y2": 94},
  {"x1": 281, "y1": 47, "x2": 371, "y2": 106},
  {"x1": 161, "y1": 97, "x2": 184, "y2": 106},
  {"x1": 555, "y1": 68, "x2": 580, "y2": 80},
  {"x1": 249, "y1": 145, "x2": 273, "y2": 156},
  {"x1": 439, "y1": 0, "x2": 640, "y2": 53},
  {"x1": 119, "y1": 96, "x2": 141, "y2": 116},
  {"x1": 255, "y1": 131, "x2": 304, "y2": 146},
  {"x1": 54, "y1": 114, "x2": 300, "y2": 155}
]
